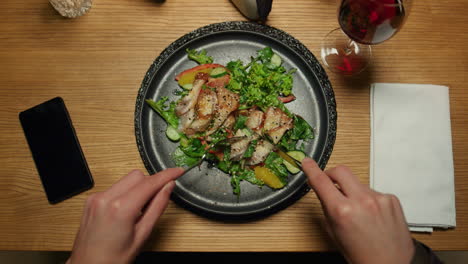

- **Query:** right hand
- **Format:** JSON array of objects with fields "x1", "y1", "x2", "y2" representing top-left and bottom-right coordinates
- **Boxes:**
[{"x1": 302, "y1": 158, "x2": 415, "y2": 264}]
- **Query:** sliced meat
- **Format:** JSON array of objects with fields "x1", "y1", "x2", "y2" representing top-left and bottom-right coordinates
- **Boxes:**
[
  {"x1": 204, "y1": 113, "x2": 237, "y2": 142},
  {"x1": 188, "y1": 118, "x2": 211, "y2": 133},
  {"x1": 195, "y1": 89, "x2": 217, "y2": 118},
  {"x1": 263, "y1": 107, "x2": 293, "y2": 144},
  {"x1": 175, "y1": 78, "x2": 205, "y2": 116},
  {"x1": 229, "y1": 129, "x2": 251, "y2": 161},
  {"x1": 268, "y1": 114, "x2": 293, "y2": 143},
  {"x1": 263, "y1": 107, "x2": 283, "y2": 131},
  {"x1": 221, "y1": 113, "x2": 236, "y2": 130},
  {"x1": 268, "y1": 125, "x2": 291, "y2": 143},
  {"x1": 245, "y1": 109, "x2": 264, "y2": 131},
  {"x1": 178, "y1": 108, "x2": 196, "y2": 135},
  {"x1": 188, "y1": 89, "x2": 217, "y2": 132},
  {"x1": 216, "y1": 87, "x2": 240, "y2": 113},
  {"x1": 247, "y1": 139, "x2": 274, "y2": 165},
  {"x1": 205, "y1": 87, "x2": 240, "y2": 135}
]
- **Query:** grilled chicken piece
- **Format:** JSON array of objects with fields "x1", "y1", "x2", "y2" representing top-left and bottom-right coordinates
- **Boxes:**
[
  {"x1": 178, "y1": 108, "x2": 196, "y2": 134},
  {"x1": 263, "y1": 107, "x2": 282, "y2": 131},
  {"x1": 247, "y1": 139, "x2": 274, "y2": 165},
  {"x1": 188, "y1": 89, "x2": 217, "y2": 132},
  {"x1": 205, "y1": 87, "x2": 240, "y2": 135},
  {"x1": 187, "y1": 118, "x2": 210, "y2": 133},
  {"x1": 204, "y1": 113, "x2": 237, "y2": 142},
  {"x1": 268, "y1": 113, "x2": 293, "y2": 143},
  {"x1": 263, "y1": 107, "x2": 293, "y2": 144},
  {"x1": 245, "y1": 109, "x2": 264, "y2": 131},
  {"x1": 175, "y1": 76, "x2": 206, "y2": 116},
  {"x1": 230, "y1": 129, "x2": 251, "y2": 161},
  {"x1": 196, "y1": 89, "x2": 217, "y2": 118},
  {"x1": 222, "y1": 113, "x2": 236, "y2": 130}
]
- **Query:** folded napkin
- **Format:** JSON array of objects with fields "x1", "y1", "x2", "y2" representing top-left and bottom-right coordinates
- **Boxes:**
[{"x1": 370, "y1": 83, "x2": 456, "y2": 233}]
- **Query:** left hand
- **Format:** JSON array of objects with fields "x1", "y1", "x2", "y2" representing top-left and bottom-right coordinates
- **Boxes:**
[{"x1": 67, "y1": 168, "x2": 184, "y2": 264}]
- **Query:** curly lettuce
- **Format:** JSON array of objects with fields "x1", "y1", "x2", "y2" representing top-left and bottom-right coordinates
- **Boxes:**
[
  {"x1": 186, "y1": 48, "x2": 214, "y2": 64},
  {"x1": 145, "y1": 97, "x2": 178, "y2": 128},
  {"x1": 226, "y1": 47, "x2": 296, "y2": 113}
]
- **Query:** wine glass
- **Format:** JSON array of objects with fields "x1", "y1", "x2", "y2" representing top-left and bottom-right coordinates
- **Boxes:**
[{"x1": 321, "y1": 0, "x2": 411, "y2": 75}]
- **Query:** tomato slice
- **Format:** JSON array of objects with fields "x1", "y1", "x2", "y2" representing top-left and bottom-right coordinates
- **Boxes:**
[
  {"x1": 278, "y1": 95, "x2": 296, "y2": 103},
  {"x1": 175, "y1": 64, "x2": 225, "y2": 86},
  {"x1": 206, "y1": 74, "x2": 230, "y2": 88}
]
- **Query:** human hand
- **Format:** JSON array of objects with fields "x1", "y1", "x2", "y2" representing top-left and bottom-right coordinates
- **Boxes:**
[
  {"x1": 302, "y1": 158, "x2": 414, "y2": 264},
  {"x1": 67, "y1": 168, "x2": 184, "y2": 264}
]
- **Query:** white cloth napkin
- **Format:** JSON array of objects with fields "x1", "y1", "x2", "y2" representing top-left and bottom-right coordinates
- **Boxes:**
[{"x1": 370, "y1": 83, "x2": 456, "y2": 233}]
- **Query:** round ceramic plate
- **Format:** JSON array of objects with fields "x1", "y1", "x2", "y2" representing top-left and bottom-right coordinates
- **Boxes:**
[{"x1": 135, "y1": 21, "x2": 336, "y2": 220}]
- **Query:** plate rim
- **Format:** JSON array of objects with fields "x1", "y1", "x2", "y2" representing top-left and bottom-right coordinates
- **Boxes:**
[{"x1": 134, "y1": 21, "x2": 337, "y2": 220}]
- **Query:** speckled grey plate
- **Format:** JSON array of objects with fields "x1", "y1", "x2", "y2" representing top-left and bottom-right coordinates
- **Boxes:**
[{"x1": 135, "y1": 21, "x2": 336, "y2": 220}]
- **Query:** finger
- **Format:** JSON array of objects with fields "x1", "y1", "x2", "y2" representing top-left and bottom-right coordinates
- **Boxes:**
[
  {"x1": 302, "y1": 158, "x2": 345, "y2": 206},
  {"x1": 325, "y1": 165, "x2": 364, "y2": 197},
  {"x1": 135, "y1": 181, "x2": 175, "y2": 244},
  {"x1": 120, "y1": 167, "x2": 184, "y2": 214},
  {"x1": 388, "y1": 194, "x2": 409, "y2": 225},
  {"x1": 105, "y1": 169, "x2": 146, "y2": 199}
]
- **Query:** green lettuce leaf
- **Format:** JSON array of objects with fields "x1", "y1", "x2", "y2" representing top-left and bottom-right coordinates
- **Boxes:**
[
  {"x1": 290, "y1": 115, "x2": 314, "y2": 140},
  {"x1": 145, "y1": 98, "x2": 179, "y2": 128},
  {"x1": 172, "y1": 147, "x2": 200, "y2": 167},
  {"x1": 264, "y1": 152, "x2": 289, "y2": 183},
  {"x1": 186, "y1": 48, "x2": 214, "y2": 64}
]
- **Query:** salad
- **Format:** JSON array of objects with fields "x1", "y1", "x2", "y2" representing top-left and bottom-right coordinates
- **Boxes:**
[{"x1": 146, "y1": 47, "x2": 314, "y2": 195}]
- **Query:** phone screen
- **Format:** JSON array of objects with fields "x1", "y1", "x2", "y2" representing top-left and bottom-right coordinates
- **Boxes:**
[{"x1": 19, "y1": 97, "x2": 94, "y2": 204}]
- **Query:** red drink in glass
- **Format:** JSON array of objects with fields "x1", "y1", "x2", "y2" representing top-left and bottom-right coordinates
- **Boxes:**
[{"x1": 339, "y1": 0, "x2": 406, "y2": 45}]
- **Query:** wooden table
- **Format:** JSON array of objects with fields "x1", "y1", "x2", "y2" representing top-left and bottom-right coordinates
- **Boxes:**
[{"x1": 1, "y1": 0, "x2": 467, "y2": 252}]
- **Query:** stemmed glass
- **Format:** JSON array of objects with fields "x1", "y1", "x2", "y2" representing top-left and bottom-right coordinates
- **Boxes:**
[{"x1": 321, "y1": 0, "x2": 411, "y2": 75}]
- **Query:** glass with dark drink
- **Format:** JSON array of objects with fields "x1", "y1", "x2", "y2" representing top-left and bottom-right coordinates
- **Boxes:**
[{"x1": 321, "y1": 0, "x2": 410, "y2": 75}]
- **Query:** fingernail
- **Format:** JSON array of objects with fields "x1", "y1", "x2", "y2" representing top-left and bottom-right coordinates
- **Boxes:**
[{"x1": 163, "y1": 181, "x2": 176, "y2": 193}]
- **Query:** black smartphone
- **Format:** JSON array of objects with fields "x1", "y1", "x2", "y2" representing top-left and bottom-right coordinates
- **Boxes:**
[{"x1": 19, "y1": 97, "x2": 94, "y2": 204}]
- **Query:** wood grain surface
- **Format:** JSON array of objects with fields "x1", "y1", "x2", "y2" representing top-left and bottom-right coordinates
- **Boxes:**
[{"x1": 1, "y1": 0, "x2": 467, "y2": 251}]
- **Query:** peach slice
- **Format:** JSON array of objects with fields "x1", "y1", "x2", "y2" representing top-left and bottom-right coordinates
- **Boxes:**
[{"x1": 175, "y1": 64, "x2": 225, "y2": 86}]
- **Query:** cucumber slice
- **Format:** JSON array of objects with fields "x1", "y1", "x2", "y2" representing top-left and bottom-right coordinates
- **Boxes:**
[
  {"x1": 287, "y1": 150, "x2": 306, "y2": 162},
  {"x1": 283, "y1": 159, "x2": 300, "y2": 174},
  {"x1": 270, "y1": 53, "x2": 282, "y2": 67},
  {"x1": 210, "y1": 67, "x2": 227, "y2": 78},
  {"x1": 181, "y1": 83, "x2": 193, "y2": 90},
  {"x1": 282, "y1": 150, "x2": 306, "y2": 174},
  {"x1": 166, "y1": 126, "x2": 181, "y2": 141}
]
